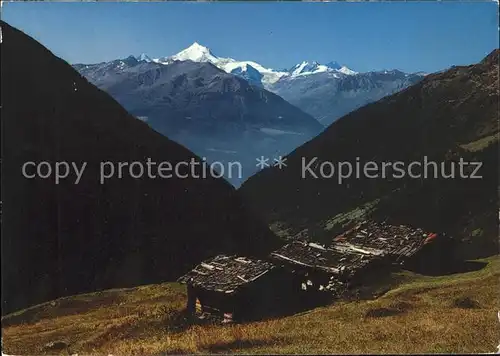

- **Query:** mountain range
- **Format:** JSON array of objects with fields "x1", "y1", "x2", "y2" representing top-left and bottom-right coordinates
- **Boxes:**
[
  {"x1": 269, "y1": 68, "x2": 424, "y2": 124},
  {"x1": 127, "y1": 42, "x2": 358, "y2": 86},
  {"x1": 74, "y1": 43, "x2": 425, "y2": 185},
  {"x1": 74, "y1": 57, "x2": 322, "y2": 186},
  {"x1": 140, "y1": 43, "x2": 424, "y2": 126}
]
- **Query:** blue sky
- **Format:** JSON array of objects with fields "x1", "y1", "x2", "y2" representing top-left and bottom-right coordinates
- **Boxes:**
[{"x1": 3, "y1": 1, "x2": 498, "y2": 73}]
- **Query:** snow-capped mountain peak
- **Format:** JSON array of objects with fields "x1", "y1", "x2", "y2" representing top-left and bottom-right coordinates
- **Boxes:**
[
  {"x1": 323, "y1": 61, "x2": 358, "y2": 75},
  {"x1": 152, "y1": 43, "x2": 287, "y2": 85},
  {"x1": 338, "y1": 66, "x2": 357, "y2": 75},
  {"x1": 136, "y1": 53, "x2": 152, "y2": 62},
  {"x1": 289, "y1": 60, "x2": 357, "y2": 77},
  {"x1": 170, "y1": 42, "x2": 218, "y2": 63},
  {"x1": 290, "y1": 61, "x2": 330, "y2": 76}
]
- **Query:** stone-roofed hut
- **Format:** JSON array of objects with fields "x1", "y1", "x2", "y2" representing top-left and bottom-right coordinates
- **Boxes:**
[
  {"x1": 270, "y1": 241, "x2": 385, "y2": 293},
  {"x1": 178, "y1": 255, "x2": 293, "y2": 322},
  {"x1": 331, "y1": 220, "x2": 454, "y2": 273}
]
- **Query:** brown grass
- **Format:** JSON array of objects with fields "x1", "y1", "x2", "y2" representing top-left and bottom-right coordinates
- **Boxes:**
[{"x1": 2, "y1": 256, "x2": 499, "y2": 355}]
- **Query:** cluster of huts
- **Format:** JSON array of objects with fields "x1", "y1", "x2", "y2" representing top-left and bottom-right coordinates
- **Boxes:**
[{"x1": 178, "y1": 220, "x2": 453, "y2": 323}]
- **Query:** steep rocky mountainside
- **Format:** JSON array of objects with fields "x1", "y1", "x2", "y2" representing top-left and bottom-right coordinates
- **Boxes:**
[
  {"x1": 240, "y1": 49, "x2": 499, "y2": 259},
  {"x1": 1, "y1": 21, "x2": 281, "y2": 315}
]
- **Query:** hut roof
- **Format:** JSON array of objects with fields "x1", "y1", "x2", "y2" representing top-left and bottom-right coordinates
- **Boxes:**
[
  {"x1": 177, "y1": 255, "x2": 275, "y2": 294},
  {"x1": 331, "y1": 220, "x2": 436, "y2": 262},
  {"x1": 270, "y1": 241, "x2": 377, "y2": 278}
]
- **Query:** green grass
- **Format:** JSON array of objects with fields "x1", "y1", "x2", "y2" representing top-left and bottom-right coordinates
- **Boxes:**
[{"x1": 2, "y1": 256, "x2": 499, "y2": 355}]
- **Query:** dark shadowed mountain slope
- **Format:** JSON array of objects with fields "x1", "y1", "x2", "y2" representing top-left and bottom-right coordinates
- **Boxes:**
[
  {"x1": 240, "y1": 49, "x2": 499, "y2": 259},
  {"x1": 74, "y1": 58, "x2": 323, "y2": 186},
  {"x1": 1, "y1": 21, "x2": 281, "y2": 315}
]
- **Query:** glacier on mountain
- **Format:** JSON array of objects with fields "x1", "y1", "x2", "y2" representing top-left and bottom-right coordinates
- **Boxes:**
[{"x1": 141, "y1": 42, "x2": 356, "y2": 87}]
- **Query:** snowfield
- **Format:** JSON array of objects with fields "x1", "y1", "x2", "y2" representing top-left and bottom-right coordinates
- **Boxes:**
[{"x1": 148, "y1": 42, "x2": 356, "y2": 86}]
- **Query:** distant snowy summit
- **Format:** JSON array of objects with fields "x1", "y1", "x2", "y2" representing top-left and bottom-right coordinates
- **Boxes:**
[
  {"x1": 136, "y1": 53, "x2": 153, "y2": 62},
  {"x1": 289, "y1": 60, "x2": 357, "y2": 77},
  {"x1": 136, "y1": 42, "x2": 357, "y2": 87},
  {"x1": 164, "y1": 42, "x2": 217, "y2": 63}
]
